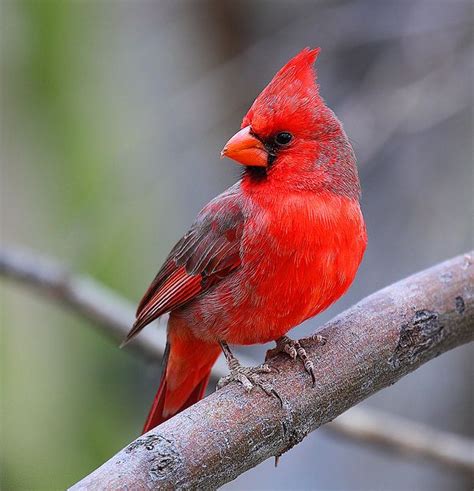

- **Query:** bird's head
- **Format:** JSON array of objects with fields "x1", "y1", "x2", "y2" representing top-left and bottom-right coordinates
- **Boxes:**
[{"x1": 221, "y1": 48, "x2": 360, "y2": 197}]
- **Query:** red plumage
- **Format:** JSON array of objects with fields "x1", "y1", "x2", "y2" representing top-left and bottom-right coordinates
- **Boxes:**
[{"x1": 126, "y1": 47, "x2": 367, "y2": 433}]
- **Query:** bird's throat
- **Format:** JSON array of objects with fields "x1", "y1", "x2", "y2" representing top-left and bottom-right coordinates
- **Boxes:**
[{"x1": 243, "y1": 166, "x2": 268, "y2": 182}]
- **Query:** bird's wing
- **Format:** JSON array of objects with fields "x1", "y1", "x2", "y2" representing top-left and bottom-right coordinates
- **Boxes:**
[{"x1": 123, "y1": 188, "x2": 244, "y2": 345}]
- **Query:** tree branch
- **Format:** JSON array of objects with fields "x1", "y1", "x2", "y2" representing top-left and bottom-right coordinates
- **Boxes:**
[
  {"x1": 0, "y1": 246, "x2": 165, "y2": 356},
  {"x1": 0, "y1": 246, "x2": 236, "y2": 373},
  {"x1": 327, "y1": 406, "x2": 474, "y2": 475},
  {"x1": 21, "y1": 250, "x2": 469, "y2": 489},
  {"x1": 2, "y1": 247, "x2": 473, "y2": 483}
]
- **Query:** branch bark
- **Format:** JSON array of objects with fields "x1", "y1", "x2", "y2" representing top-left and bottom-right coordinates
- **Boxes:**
[
  {"x1": 2, "y1": 247, "x2": 473, "y2": 482},
  {"x1": 65, "y1": 251, "x2": 473, "y2": 489}
]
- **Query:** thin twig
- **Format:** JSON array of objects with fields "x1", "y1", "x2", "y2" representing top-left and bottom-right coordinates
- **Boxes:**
[
  {"x1": 0, "y1": 247, "x2": 259, "y2": 380},
  {"x1": 328, "y1": 406, "x2": 474, "y2": 475},
  {"x1": 1, "y1": 246, "x2": 473, "y2": 479}
]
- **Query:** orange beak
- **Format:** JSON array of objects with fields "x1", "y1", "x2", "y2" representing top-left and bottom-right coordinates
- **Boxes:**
[{"x1": 220, "y1": 126, "x2": 268, "y2": 167}]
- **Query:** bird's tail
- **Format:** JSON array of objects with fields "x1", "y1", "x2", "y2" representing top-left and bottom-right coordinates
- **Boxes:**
[{"x1": 142, "y1": 331, "x2": 221, "y2": 434}]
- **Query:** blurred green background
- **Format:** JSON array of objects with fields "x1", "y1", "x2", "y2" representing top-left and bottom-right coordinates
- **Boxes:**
[
  {"x1": 1, "y1": 1, "x2": 472, "y2": 489},
  {"x1": 2, "y1": 1, "x2": 162, "y2": 487}
]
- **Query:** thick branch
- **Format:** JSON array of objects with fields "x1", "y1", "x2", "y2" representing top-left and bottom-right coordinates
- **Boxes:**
[
  {"x1": 2, "y1": 247, "x2": 473, "y2": 481},
  {"x1": 68, "y1": 252, "x2": 473, "y2": 489}
]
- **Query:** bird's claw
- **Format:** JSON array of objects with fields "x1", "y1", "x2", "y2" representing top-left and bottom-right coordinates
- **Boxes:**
[
  {"x1": 217, "y1": 363, "x2": 271, "y2": 391},
  {"x1": 217, "y1": 363, "x2": 282, "y2": 405},
  {"x1": 308, "y1": 333, "x2": 327, "y2": 346},
  {"x1": 266, "y1": 333, "x2": 327, "y2": 387}
]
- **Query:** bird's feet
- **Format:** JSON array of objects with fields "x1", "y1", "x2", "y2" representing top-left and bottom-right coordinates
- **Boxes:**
[
  {"x1": 217, "y1": 362, "x2": 272, "y2": 392},
  {"x1": 266, "y1": 334, "x2": 327, "y2": 386},
  {"x1": 217, "y1": 341, "x2": 282, "y2": 404}
]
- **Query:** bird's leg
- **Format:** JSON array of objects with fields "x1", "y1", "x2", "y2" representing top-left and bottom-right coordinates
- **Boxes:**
[
  {"x1": 217, "y1": 341, "x2": 281, "y2": 403},
  {"x1": 266, "y1": 333, "x2": 327, "y2": 386}
]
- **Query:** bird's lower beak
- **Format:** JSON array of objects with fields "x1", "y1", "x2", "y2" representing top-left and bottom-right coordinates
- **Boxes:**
[{"x1": 220, "y1": 126, "x2": 268, "y2": 167}]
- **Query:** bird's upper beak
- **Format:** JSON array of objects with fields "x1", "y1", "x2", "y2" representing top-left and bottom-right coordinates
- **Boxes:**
[{"x1": 220, "y1": 126, "x2": 268, "y2": 167}]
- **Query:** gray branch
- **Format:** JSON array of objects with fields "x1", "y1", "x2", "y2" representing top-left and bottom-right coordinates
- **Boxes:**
[
  {"x1": 0, "y1": 250, "x2": 474, "y2": 482},
  {"x1": 0, "y1": 246, "x2": 242, "y2": 374},
  {"x1": 68, "y1": 252, "x2": 473, "y2": 489},
  {"x1": 68, "y1": 252, "x2": 472, "y2": 489},
  {"x1": 328, "y1": 406, "x2": 474, "y2": 475},
  {"x1": 0, "y1": 249, "x2": 474, "y2": 486}
]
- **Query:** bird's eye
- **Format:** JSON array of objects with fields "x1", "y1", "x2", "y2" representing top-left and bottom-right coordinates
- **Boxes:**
[{"x1": 274, "y1": 132, "x2": 293, "y2": 146}]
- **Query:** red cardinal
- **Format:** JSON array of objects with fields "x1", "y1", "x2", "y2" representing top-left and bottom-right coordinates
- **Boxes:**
[{"x1": 124, "y1": 48, "x2": 367, "y2": 433}]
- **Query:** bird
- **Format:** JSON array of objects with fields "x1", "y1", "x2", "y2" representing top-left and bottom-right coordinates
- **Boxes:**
[{"x1": 123, "y1": 47, "x2": 367, "y2": 434}]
